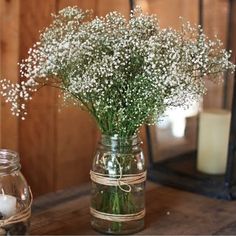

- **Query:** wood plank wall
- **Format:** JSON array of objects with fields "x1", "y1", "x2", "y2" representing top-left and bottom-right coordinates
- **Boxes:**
[
  {"x1": 0, "y1": 0, "x2": 19, "y2": 150},
  {"x1": 0, "y1": 0, "x2": 132, "y2": 196},
  {"x1": 0, "y1": 0, "x2": 234, "y2": 196},
  {"x1": 203, "y1": 0, "x2": 229, "y2": 108}
]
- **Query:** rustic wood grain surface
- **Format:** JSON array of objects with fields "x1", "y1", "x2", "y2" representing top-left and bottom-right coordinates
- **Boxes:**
[{"x1": 31, "y1": 182, "x2": 236, "y2": 235}]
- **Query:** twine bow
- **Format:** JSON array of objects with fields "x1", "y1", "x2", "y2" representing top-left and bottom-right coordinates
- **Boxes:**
[
  {"x1": 90, "y1": 153, "x2": 146, "y2": 193},
  {"x1": 90, "y1": 170, "x2": 146, "y2": 193}
]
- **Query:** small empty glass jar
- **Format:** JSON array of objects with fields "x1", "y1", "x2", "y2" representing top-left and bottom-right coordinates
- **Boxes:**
[{"x1": 0, "y1": 149, "x2": 32, "y2": 235}]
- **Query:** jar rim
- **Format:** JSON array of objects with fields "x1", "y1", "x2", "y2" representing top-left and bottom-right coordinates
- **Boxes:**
[
  {"x1": 0, "y1": 149, "x2": 20, "y2": 173},
  {"x1": 100, "y1": 134, "x2": 141, "y2": 148},
  {"x1": 101, "y1": 134, "x2": 138, "y2": 139}
]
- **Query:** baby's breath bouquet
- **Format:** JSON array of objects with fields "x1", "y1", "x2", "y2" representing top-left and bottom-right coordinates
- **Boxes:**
[
  {"x1": 0, "y1": 6, "x2": 235, "y2": 234},
  {"x1": 1, "y1": 7, "x2": 234, "y2": 130}
]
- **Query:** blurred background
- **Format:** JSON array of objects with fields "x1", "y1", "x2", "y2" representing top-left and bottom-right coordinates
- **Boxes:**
[{"x1": 0, "y1": 0, "x2": 235, "y2": 197}]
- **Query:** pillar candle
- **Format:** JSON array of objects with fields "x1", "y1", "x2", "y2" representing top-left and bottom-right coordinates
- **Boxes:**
[{"x1": 197, "y1": 109, "x2": 231, "y2": 174}]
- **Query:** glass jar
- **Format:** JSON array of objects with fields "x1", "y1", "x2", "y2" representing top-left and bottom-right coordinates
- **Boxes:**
[
  {"x1": 90, "y1": 135, "x2": 146, "y2": 234},
  {"x1": 0, "y1": 149, "x2": 32, "y2": 235}
]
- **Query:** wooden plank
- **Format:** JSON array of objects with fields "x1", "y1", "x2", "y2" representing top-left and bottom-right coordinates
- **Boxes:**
[
  {"x1": 136, "y1": 0, "x2": 199, "y2": 28},
  {"x1": 77, "y1": 0, "x2": 97, "y2": 12},
  {"x1": 31, "y1": 182, "x2": 236, "y2": 235},
  {"x1": 0, "y1": 0, "x2": 3, "y2": 148},
  {"x1": 57, "y1": 0, "x2": 79, "y2": 8},
  {"x1": 231, "y1": 1, "x2": 236, "y2": 66},
  {"x1": 96, "y1": 0, "x2": 130, "y2": 17},
  {"x1": 203, "y1": 0, "x2": 229, "y2": 109},
  {"x1": 56, "y1": 106, "x2": 98, "y2": 190},
  {"x1": 58, "y1": 0, "x2": 97, "y2": 11},
  {"x1": 54, "y1": 0, "x2": 99, "y2": 191},
  {"x1": 225, "y1": 1, "x2": 236, "y2": 109},
  {"x1": 0, "y1": 0, "x2": 20, "y2": 150},
  {"x1": 19, "y1": 0, "x2": 57, "y2": 196}
]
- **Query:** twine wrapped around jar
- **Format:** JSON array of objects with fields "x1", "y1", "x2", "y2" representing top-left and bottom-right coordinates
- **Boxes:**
[
  {"x1": 90, "y1": 207, "x2": 146, "y2": 222},
  {"x1": 90, "y1": 169, "x2": 146, "y2": 221},
  {"x1": 0, "y1": 188, "x2": 33, "y2": 228},
  {"x1": 90, "y1": 170, "x2": 147, "y2": 192}
]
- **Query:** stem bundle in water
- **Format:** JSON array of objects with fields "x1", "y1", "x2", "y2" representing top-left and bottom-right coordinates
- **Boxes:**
[{"x1": 91, "y1": 135, "x2": 146, "y2": 234}]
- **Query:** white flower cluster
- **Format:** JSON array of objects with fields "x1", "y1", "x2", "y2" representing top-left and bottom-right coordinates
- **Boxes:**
[
  {"x1": 1, "y1": 6, "x2": 235, "y2": 136},
  {"x1": 0, "y1": 78, "x2": 37, "y2": 119}
]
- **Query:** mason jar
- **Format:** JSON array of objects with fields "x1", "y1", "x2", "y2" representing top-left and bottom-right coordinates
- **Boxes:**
[
  {"x1": 90, "y1": 135, "x2": 146, "y2": 234},
  {"x1": 0, "y1": 149, "x2": 32, "y2": 235}
]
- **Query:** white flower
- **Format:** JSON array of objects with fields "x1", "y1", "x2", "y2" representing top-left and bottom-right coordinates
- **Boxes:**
[{"x1": 0, "y1": 6, "x2": 235, "y2": 135}]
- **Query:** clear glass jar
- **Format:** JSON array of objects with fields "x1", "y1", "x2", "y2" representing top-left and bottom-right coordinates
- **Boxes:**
[
  {"x1": 91, "y1": 135, "x2": 146, "y2": 234},
  {"x1": 0, "y1": 149, "x2": 32, "y2": 235}
]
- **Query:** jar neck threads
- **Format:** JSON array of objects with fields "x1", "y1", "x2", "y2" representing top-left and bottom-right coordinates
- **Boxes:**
[
  {"x1": 0, "y1": 149, "x2": 21, "y2": 175},
  {"x1": 100, "y1": 134, "x2": 141, "y2": 153}
]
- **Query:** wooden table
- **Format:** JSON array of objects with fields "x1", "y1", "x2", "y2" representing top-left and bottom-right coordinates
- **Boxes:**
[{"x1": 31, "y1": 182, "x2": 236, "y2": 235}]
